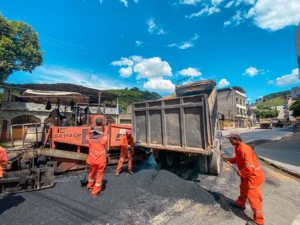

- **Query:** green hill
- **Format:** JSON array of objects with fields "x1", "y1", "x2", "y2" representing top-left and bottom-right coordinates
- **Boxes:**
[
  {"x1": 254, "y1": 90, "x2": 290, "y2": 110},
  {"x1": 105, "y1": 87, "x2": 161, "y2": 112},
  {"x1": 255, "y1": 97, "x2": 285, "y2": 110}
]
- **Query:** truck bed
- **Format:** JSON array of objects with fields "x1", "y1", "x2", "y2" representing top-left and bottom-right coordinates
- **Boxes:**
[{"x1": 132, "y1": 93, "x2": 215, "y2": 154}]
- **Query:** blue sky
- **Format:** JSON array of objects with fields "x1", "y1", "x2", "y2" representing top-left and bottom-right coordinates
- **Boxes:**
[{"x1": 1, "y1": 0, "x2": 300, "y2": 101}]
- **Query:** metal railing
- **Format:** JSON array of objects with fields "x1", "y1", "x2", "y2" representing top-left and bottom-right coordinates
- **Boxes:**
[{"x1": 10, "y1": 123, "x2": 41, "y2": 148}]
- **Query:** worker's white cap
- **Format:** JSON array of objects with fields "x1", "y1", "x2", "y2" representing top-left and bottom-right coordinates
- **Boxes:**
[{"x1": 225, "y1": 133, "x2": 241, "y2": 139}]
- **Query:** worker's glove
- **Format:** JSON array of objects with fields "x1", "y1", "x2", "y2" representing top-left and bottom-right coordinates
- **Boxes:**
[{"x1": 223, "y1": 157, "x2": 229, "y2": 162}]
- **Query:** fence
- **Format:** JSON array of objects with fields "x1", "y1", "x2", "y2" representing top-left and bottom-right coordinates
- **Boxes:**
[{"x1": 10, "y1": 123, "x2": 42, "y2": 148}]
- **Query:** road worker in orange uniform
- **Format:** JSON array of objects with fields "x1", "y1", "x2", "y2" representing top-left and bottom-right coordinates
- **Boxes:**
[
  {"x1": 224, "y1": 133, "x2": 265, "y2": 225},
  {"x1": 0, "y1": 147, "x2": 8, "y2": 178},
  {"x1": 86, "y1": 118, "x2": 108, "y2": 197},
  {"x1": 115, "y1": 129, "x2": 134, "y2": 176}
]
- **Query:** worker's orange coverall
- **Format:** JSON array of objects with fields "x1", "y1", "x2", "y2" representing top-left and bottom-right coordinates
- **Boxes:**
[
  {"x1": 86, "y1": 133, "x2": 108, "y2": 196},
  {"x1": 116, "y1": 135, "x2": 134, "y2": 174},
  {"x1": 0, "y1": 147, "x2": 8, "y2": 178},
  {"x1": 228, "y1": 142, "x2": 265, "y2": 225}
]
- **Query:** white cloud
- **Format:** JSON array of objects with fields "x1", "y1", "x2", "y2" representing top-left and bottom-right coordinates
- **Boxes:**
[
  {"x1": 243, "y1": 67, "x2": 259, "y2": 76},
  {"x1": 276, "y1": 69, "x2": 300, "y2": 87},
  {"x1": 211, "y1": 0, "x2": 223, "y2": 5},
  {"x1": 225, "y1": 1, "x2": 234, "y2": 8},
  {"x1": 178, "y1": 67, "x2": 202, "y2": 77},
  {"x1": 143, "y1": 77, "x2": 175, "y2": 92},
  {"x1": 120, "y1": 0, "x2": 128, "y2": 7},
  {"x1": 179, "y1": 0, "x2": 201, "y2": 5},
  {"x1": 246, "y1": 0, "x2": 300, "y2": 31},
  {"x1": 134, "y1": 57, "x2": 172, "y2": 79},
  {"x1": 226, "y1": 0, "x2": 300, "y2": 31},
  {"x1": 111, "y1": 56, "x2": 172, "y2": 79},
  {"x1": 133, "y1": 0, "x2": 139, "y2": 3},
  {"x1": 119, "y1": 67, "x2": 133, "y2": 78},
  {"x1": 111, "y1": 57, "x2": 134, "y2": 67},
  {"x1": 21, "y1": 65, "x2": 125, "y2": 90},
  {"x1": 130, "y1": 55, "x2": 143, "y2": 63},
  {"x1": 135, "y1": 40, "x2": 143, "y2": 47},
  {"x1": 224, "y1": 21, "x2": 231, "y2": 26},
  {"x1": 267, "y1": 80, "x2": 275, "y2": 85},
  {"x1": 217, "y1": 78, "x2": 230, "y2": 88},
  {"x1": 235, "y1": 0, "x2": 255, "y2": 6},
  {"x1": 224, "y1": 10, "x2": 245, "y2": 27},
  {"x1": 186, "y1": 5, "x2": 221, "y2": 19},
  {"x1": 168, "y1": 33, "x2": 199, "y2": 50},
  {"x1": 178, "y1": 43, "x2": 193, "y2": 49},
  {"x1": 147, "y1": 17, "x2": 167, "y2": 35}
]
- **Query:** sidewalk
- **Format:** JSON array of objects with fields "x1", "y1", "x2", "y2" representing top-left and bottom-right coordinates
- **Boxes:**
[
  {"x1": 255, "y1": 132, "x2": 300, "y2": 178},
  {"x1": 222, "y1": 126, "x2": 259, "y2": 135}
]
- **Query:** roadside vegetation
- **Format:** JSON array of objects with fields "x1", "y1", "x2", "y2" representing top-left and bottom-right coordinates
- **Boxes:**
[{"x1": 106, "y1": 87, "x2": 161, "y2": 112}]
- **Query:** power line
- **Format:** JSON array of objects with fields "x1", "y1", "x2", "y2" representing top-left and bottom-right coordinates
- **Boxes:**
[{"x1": 39, "y1": 35, "x2": 102, "y2": 54}]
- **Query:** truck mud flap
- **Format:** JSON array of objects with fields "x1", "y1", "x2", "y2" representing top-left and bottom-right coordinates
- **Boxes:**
[{"x1": 0, "y1": 168, "x2": 54, "y2": 196}]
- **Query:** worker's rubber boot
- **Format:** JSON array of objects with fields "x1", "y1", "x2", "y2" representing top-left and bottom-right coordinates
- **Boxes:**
[
  {"x1": 87, "y1": 182, "x2": 95, "y2": 191},
  {"x1": 92, "y1": 186, "x2": 102, "y2": 197},
  {"x1": 246, "y1": 220, "x2": 263, "y2": 225}
]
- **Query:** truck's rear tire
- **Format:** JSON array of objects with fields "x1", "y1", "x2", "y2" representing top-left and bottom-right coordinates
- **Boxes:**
[
  {"x1": 195, "y1": 155, "x2": 209, "y2": 174},
  {"x1": 208, "y1": 150, "x2": 221, "y2": 175}
]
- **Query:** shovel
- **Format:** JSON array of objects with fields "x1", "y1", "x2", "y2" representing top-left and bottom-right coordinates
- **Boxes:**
[
  {"x1": 211, "y1": 145, "x2": 239, "y2": 173},
  {"x1": 80, "y1": 164, "x2": 89, "y2": 187}
]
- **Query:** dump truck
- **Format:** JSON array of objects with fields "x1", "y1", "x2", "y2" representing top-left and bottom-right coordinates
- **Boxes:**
[
  {"x1": 132, "y1": 80, "x2": 223, "y2": 175},
  {"x1": 271, "y1": 119, "x2": 284, "y2": 128},
  {"x1": 260, "y1": 119, "x2": 272, "y2": 129}
]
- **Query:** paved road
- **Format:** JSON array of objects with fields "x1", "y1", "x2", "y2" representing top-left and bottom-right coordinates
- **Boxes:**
[
  {"x1": 255, "y1": 132, "x2": 300, "y2": 175},
  {"x1": 222, "y1": 127, "x2": 294, "y2": 146},
  {"x1": 0, "y1": 128, "x2": 299, "y2": 225}
]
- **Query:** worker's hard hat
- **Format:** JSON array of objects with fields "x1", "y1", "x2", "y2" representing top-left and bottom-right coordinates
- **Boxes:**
[
  {"x1": 95, "y1": 117, "x2": 103, "y2": 125},
  {"x1": 126, "y1": 129, "x2": 132, "y2": 135},
  {"x1": 225, "y1": 133, "x2": 241, "y2": 139}
]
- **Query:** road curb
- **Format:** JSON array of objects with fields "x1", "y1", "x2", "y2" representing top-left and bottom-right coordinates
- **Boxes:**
[
  {"x1": 258, "y1": 156, "x2": 300, "y2": 179},
  {"x1": 254, "y1": 132, "x2": 300, "y2": 180}
]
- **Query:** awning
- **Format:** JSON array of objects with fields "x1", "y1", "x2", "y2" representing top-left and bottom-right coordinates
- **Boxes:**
[{"x1": 20, "y1": 89, "x2": 89, "y2": 104}]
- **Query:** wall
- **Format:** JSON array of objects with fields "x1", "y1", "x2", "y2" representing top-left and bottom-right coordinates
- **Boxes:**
[
  {"x1": 217, "y1": 90, "x2": 235, "y2": 120},
  {"x1": 119, "y1": 113, "x2": 132, "y2": 125}
]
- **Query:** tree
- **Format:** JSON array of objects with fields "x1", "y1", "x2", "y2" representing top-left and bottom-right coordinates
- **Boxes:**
[
  {"x1": 290, "y1": 100, "x2": 300, "y2": 117},
  {"x1": 254, "y1": 109, "x2": 279, "y2": 119},
  {"x1": 0, "y1": 13, "x2": 43, "y2": 82}
]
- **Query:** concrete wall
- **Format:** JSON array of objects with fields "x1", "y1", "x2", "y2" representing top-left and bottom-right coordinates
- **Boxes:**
[
  {"x1": 119, "y1": 113, "x2": 132, "y2": 125},
  {"x1": 217, "y1": 90, "x2": 235, "y2": 120}
]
